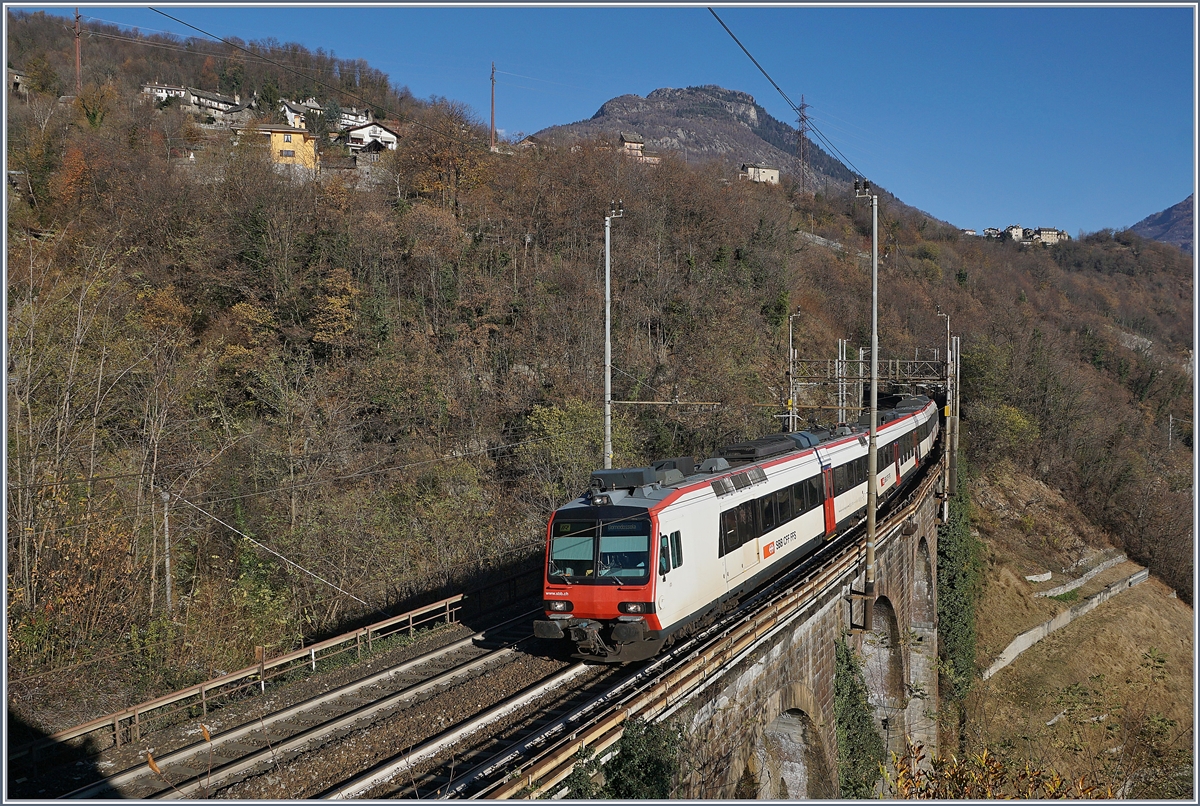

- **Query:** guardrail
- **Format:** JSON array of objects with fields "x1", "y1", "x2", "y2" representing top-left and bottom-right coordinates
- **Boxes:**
[{"x1": 10, "y1": 594, "x2": 464, "y2": 763}]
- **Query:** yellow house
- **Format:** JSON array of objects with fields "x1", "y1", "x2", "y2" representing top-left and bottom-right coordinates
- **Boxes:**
[{"x1": 234, "y1": 124, "x2": 319, "y2": 172}]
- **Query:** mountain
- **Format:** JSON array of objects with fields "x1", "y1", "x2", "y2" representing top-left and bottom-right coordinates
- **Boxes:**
[
  {"x1": 1129, "y1": 194, "x2": 1193, "y2": 254},
  {"x1": 532, "y1": 85, "x2": 854, "y2": 189}
]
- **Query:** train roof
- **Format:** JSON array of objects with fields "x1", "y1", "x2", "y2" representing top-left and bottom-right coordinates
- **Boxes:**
[{"x1": 557, "y1": 396, "x2": 937, "y2": 515}]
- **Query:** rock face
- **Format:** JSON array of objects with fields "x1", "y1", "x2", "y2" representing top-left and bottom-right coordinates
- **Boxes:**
[
  {"x1": 1130, "y1": 193, "x2": 1193, "y2": 254},
  {"x1": 533, "y1": 84, "x2": 853, "y2": 187}
]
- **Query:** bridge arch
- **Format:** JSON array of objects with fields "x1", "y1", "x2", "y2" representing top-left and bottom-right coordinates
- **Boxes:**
[
  {"x1": 912, "y1": 537, "x2": 935, "y2": 627},
  {"x1": 860, "y1": 595, "x2": 905, "y2": 754},
  {"x1": 729, "y1": 682, "x2": 836, "y2": 799}
]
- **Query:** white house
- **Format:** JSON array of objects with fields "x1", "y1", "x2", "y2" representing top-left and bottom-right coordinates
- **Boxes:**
[
  {"x1": 142, "y1": 82, "x2": 188, "y2": 103},
  {"x1": 280, "y1": 100, "x2": 310, "y2": 129},
  {"x1": 338, "y1": 107, "x2": 373, "y2": 130},
  {"x1": 740, "y1": 163, "x2": 780, "y2": 185},
  {"x1": 1033, "y1": 227, "x2": 1062, "y2": 245},
  {"x1": 344, "y1": 121, "x2": 402, "y2": 152}
]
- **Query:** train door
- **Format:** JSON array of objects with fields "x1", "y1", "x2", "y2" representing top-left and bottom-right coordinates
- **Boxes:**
[
  {"x1": 821, "y1": 465, "x2": 836, "y2": 537},
  {"x1": 656, "y1": 530, "x2": 674, "y2": 615}
]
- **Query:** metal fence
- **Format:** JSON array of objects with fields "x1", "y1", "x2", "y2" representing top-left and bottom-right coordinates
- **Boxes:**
[{"x1": 10, "y1": 594, "x2": 464, "y2": 762}]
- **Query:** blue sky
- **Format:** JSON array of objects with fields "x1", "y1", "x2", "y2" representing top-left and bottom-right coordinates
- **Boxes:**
[{"x1": 9, "y1": 4, "x2": 1196, "y2": 236}]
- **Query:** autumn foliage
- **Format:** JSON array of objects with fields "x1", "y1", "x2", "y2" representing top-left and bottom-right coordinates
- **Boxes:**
[{"x1": 5, "y1": 11, "x2": 1192, "y2": 736}]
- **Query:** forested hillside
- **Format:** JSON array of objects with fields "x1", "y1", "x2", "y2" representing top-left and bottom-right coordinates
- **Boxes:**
[
  {"x1": 6, "y1": 14, "x2": 1192, "y2": 729},
  {"x1": 7, "y1": 10, "x2": 418, "y2": 120}
]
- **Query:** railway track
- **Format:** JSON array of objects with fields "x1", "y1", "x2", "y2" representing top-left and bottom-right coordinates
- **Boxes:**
[
  {"x1": 300, "y1": 460, "x2": 941, "y2": 800},
  {"x1": 49, "y1": 452, "x2": 942, "y2": 800},
  {"x1": 61, "y1": 610, "x2": 546, "y2": 799}
]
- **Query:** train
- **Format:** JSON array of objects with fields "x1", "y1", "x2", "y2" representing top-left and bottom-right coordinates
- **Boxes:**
[{"x1": 532, "y1": 394, "x2": 941, "y2": 662}]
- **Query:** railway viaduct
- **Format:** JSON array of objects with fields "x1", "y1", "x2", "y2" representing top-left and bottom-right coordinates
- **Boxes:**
[{"x1": 670, "y1": 476, "x2": 942, "y2": 799}]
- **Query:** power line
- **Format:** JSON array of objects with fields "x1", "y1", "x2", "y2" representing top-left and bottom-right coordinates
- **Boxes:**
[
  {"x1": 85, "y1": 29, "x2": 339, "y2": 74},
  {"x1": 171, "y1": 492, "x2": 369, "y2": 606},
  {"x1": 494, "y1": 69, "x2": 583, "y2": 90},
  {"x1": 707, "y1": 7, "x2": 865, "y2": 181}
]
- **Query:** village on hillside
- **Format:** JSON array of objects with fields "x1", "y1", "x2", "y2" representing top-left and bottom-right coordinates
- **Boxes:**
[
  {"x1": 10, "y1": 67, "x2": 784, "y2": 189},
  {"x1": 962, "y1": 224, "x2": 1070, "y2": 245}
]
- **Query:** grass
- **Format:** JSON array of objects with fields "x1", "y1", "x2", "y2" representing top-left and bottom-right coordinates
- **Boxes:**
[{"x1": 1048, "y1": 589, "x2": 1080, "y2": 604}]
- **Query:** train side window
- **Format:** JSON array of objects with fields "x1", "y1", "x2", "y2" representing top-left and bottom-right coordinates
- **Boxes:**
[
  {"x1": 659, "y1": 534, "x2": 671, "y2": 576},
  {"x1": 761, "y1": 493, "x2": 777, "y2": 533},
  {"x1": 791, "y1": 481, "x2": 805, "y2": 515},
  {"x1": 736, "y1": 500, "x2": 758, "y2": 547},
  {"x1": 720, "y1": 509, "x2": 737, "y2": 557},
  {"x1": 670, "y1": 531, "x2": 683, "y2": 569},
  {"x1": 775, "y1": 487, "x2": 793, "y2": 524},
  {"x1": 812, "y1": 474, "x2": 825, "y2": 505}
]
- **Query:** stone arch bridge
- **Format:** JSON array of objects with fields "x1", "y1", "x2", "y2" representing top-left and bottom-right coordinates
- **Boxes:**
[{"x1": 671, "y1": 469, "x2": 942, "y2": 799}]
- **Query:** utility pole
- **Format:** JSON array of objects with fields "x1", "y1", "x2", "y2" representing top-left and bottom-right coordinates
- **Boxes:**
[
  {"x1": 490, "y1": 62, "x2": 496, "y2": 151},
  {"x1": 603, "y1": 200, "x2": 624, "y2": 468},
  {"x1": 161, "y1": 489, "x2": 172, "y2": 612},
  {"x1": 74, "y1": 8, "x2": 83, "y2": 94},
  {"x1": 855, "y1": 178, "x2": 879, "y2": 632},
  {"x1": 796, "y1": 94, "x2": 809, "y2": 193},
  {"x1": 937, "y1": 307, "x2": 952, "y2": 523},
  {"x1": 788, "y1": 312, "x2": 802, "y2": 431}
]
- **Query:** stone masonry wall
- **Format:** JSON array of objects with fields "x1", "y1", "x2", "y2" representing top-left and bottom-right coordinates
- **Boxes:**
[{"x1": 674, "y1": 489, "x2": 940, "y2": 798}]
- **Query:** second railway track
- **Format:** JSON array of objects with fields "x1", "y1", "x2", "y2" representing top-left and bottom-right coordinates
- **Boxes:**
[{"x1": 63, "y1": 609, "x2": 554, "y2": 799}]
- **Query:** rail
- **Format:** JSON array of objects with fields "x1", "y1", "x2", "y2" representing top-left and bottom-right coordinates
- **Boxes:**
[
  {"x1": 8, "y1": 594, "x2": 463, "y2": 763},
  {"x1": 485, "y1": 464, "x2": 942, "y2": 798}
]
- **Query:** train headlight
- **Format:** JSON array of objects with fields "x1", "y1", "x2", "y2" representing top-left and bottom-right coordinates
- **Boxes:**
[
  {"x1": 618, "y1": 601, "x2": 656, "y2": 614},
  {"x1": 545, "y1": 599, "x2": 573, "y2": 612}
]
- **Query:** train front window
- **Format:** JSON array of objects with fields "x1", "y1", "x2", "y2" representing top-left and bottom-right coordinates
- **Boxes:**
[
  {"x1": 549, "y1": 517, "x2": 651, "y2": 584},
  {"x1": 549, "y1": 521, "x2": 597, "y2": 582},
  {"x1": 597, "y1": 520, "x2": 651, "y2": 582}
]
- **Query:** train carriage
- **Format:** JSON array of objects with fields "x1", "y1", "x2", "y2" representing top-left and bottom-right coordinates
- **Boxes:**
[{"x1": 534, "y1": 396, "x2": 940, "y2": 662}]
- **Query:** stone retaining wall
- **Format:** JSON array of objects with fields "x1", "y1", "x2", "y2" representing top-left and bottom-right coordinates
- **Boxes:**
[
  {"x1": 983, "y1": 567, "x2": 1149, "y2": 680},
  {"x1": 1035, "y1": 552, "x2": 1127, "y2": 598}
]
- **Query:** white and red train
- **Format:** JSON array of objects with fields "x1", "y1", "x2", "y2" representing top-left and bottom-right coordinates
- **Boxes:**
[{"x1": 533, "y1": 395, "x2": 941, "y2": 662}]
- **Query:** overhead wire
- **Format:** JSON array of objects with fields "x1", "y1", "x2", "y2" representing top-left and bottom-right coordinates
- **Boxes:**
[
  {"x1": 706, "y1": 7, "x2": 866, "y2": 181},
  {"x1": 14, "y1": 11, "x2": 845, "y2": 522},
  {"x1": 171, "y1": 492, "x2": 369, "y2": 606}
]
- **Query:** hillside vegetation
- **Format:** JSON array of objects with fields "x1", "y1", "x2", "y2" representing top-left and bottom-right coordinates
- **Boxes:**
[{"x1": 5, "y1": 16, "x2": 1193, "y2": 733}]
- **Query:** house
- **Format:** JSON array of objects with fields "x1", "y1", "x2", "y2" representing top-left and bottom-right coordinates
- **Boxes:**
[
  {"x1": 233, "y1": 124, "x2": 319, "y2": 172},
  {"x1": 740, "y1": 163, "x2": 780, "y2": 185},
  {"x1": 1005, "y1": 224, "x2": 1024, "y2": 241},
  {"x1": 142, "y1": 82, "x2": 188, "y2": 103},
  {"x1": 1033, "y1": 227, "x2": 1062, "y2": 245},
  {"x1": 281, "y1": 100, "x2": 310, "y2": 129},
  {"x1": 344, "y1": 121, "x2": 401, "y2": 152},
  {"x1": 219, "y1": 100, "x2": 256, "y2": 127},
  {"x1": 960, "y1": 229, "x2": 977, "y2": 236},
  {"x1": 187, "y1": 88, "x2": 240, "y2": 116},
  {"x1": 338, "y1": 107, "x2": 373, "y2": 130},
  {"x1": 983, "y1": 228, "x2": 1002, "y2": 238},
  {"x1": 617, "y1": 132, "x2": 660, "y2": 164},
  {"x1": 515, "y1": 135, "x2": 545, "y2": 150},
  {"x1": 8, "y1": 68, "x2": 27, "y2": 97}
]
